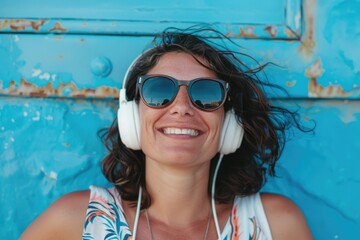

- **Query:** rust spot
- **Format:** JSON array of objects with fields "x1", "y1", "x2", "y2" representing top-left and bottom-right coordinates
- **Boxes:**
[
  {"x1": 284, "y1": 28, "x2": 296, "y2": 38},
  {"x1": 31, "y1": 20, "x2": 46, "y2": 31},
  {"x1": 286, "y1": 80, "x2": 297, "y2": 87},
  {"x1": 225, "y1": 25, "x2": 258, "y2": 38},
  {"x1": 0, "y1": 79, "x2": 119, "y2": 98},
  {"x1": 0, "y1": 20, "x2": 8, "y2": 29},
  {"x1": 0, "y1": 19, "x2": 47, "y2": 31},
  {"x1": 239, "y1": 26, "x2": 256, "y2": 38},
  {"x1": 302, "y1": 115, "x2": 311, "y2": 122},
  {"x1": 299, "y1": 0, "x2": 317, "y2": 57},
  {"x1": 49, "y1": 22, "x2": 67, "y2": 32},
  {"x1": 309, "y1": 78, "x2": 349, "y2": 97},
  {"x1": 305, "y1": 59, "x2": 324, "y2": 79},
  {"x1": 306, "y1": 59, "x2": 348, "y2": 97},
  {"x1": 265, "y1": 26, "x2": 277, "y2": 38},
  {"x1": 225, "y1": 28, "x2": 235, "y2": 37},
  {"x1": 9, "y1": 80, "x2": 16, "y2": 89}
]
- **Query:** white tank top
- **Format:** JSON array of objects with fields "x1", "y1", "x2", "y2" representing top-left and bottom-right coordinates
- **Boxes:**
[{"x1": 82, "y1": 186, "x2": 272, "y2": 239}]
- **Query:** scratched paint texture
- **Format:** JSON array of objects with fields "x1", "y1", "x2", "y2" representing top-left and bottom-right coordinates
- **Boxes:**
[{"x1": 0, "y1": 0, "x2": 360, "y2": 239}]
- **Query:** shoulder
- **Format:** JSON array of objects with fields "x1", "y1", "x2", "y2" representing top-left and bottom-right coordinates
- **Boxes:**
[
  {"x1": 260, "y1": 193, "x2": 313, "y2": 240},
  {"x1": 20, "y1": 190, "x2": 90, "y2": 240}
]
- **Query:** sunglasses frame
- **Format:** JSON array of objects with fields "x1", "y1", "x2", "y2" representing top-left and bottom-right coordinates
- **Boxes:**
[{"x1": 136, "y1": 74, "x2": 230, "y2": 111}]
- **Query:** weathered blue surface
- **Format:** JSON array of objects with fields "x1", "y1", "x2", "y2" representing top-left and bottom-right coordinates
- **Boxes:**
[
  {"x1": 0, "y1": 98, "x2": 114, "y2": 239},
  {"x1": 264, "y1": 99, "x2": 360, "y2": 239},
  {"x1": 1, "y1": 0, "x2": 360, "y2": 239},
  {"x1": 0, "y1": 0, "x2": 296, "y2": 38}
]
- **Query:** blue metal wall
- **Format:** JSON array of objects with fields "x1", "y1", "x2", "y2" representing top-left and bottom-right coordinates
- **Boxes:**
[{"x1": 1, "y1": 0, "x2": 359, "y2": 239}]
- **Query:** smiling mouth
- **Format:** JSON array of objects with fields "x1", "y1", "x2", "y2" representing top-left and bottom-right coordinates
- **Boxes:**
[{"x1": 162, "y1": 128, "x2": 199, "y2": 136}]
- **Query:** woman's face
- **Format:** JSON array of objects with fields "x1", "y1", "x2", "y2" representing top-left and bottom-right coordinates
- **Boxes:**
[{"x1": 139, "y1": 52, "x2": 225, "y2": 168}]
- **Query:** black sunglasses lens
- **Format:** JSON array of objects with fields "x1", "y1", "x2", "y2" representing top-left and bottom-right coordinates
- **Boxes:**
[
  {"x1": 142, "y1": 77, "x2": 177, "y2": 107},
  {"x1": 190, "y1": 80, "x2": 225, "y2": 110}
]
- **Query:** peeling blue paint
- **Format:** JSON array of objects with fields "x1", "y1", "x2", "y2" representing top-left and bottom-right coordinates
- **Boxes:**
[
  {"x1": 0, "y1": 0, "x2": 295, "y2": 39},
  {"x1": 0, "y1": 98, "x2": 114, "y2": 238},
  {"x1": 264, "y1": 99, "x2": 360, "y2": 239},
  {"x1": 1, "y1": 0, "x2": 360, "y2": 239}
]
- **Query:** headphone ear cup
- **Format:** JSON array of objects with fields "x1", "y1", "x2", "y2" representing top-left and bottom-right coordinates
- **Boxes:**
[
  {"x1": 117, "y1": 95, "x2": 141, "y2": 150},
  {"x1": 219, "y1": 109, "x2": 244, "y2": 155}
]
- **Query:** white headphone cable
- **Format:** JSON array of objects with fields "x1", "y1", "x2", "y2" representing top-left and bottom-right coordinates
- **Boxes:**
[
  {"x1": 211, "y1": 153, "x2": 224, "y2": 240},
  {"x1": 132, "y1": 186, "x2": 142, "y2": 240}
]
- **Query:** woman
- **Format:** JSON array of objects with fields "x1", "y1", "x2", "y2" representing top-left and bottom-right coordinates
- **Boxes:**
[{"x1": 21, "y1": 27, "x2": 313, "y2": 239}]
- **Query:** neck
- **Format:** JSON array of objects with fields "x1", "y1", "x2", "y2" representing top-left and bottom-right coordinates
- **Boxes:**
[{"x1": 145, "y1": 158, "x2": 212, "y2": 228}]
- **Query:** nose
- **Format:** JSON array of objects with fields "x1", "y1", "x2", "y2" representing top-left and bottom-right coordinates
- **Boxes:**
[{"x1": 168, "y1": 86, "x2": 195, "y2": 116}]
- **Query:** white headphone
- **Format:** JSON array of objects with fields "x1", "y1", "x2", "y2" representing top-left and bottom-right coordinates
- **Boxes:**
[{"x1": 117, "y1": 50, "x2": 244, "y2": 155}]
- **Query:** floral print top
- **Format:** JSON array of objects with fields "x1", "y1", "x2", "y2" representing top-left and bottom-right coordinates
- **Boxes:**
[{"x1": 82, "y1": 186, "x2": 272, "y2": 240}]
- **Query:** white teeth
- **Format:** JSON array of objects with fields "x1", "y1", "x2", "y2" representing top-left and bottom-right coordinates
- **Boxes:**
[{"x1": 163, "y1": 128, "x2": 199, "y2": 136}]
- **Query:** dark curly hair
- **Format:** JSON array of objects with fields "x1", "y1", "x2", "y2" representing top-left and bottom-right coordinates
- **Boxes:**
[{"x1": 100, "y1": 26, "x2": 313, "y2": 209}]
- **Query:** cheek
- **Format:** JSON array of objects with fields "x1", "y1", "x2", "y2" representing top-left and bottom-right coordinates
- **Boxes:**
[
  {"x1": 138, "y1": 102, "x2": 161, "y2": 144},
  {"x1": 205, "y1": 110, "x2": 225, "y2": 140},
  {"x1": 138, "y1": 102, "x2": 146, "y2": 127},
  {"x1": 213, "y1": 109, "x2": 225, "y2": 132},
  {"x1": 138, "y1": 103, "x2": 149, "y2": 145}
]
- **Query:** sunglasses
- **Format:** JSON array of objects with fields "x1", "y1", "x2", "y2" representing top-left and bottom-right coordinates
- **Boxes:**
[{"x1": 137, "y1": 75, "x2": 230, "y2": 111}]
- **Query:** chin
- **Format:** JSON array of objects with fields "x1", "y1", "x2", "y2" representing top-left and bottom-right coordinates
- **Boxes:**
[{"x1": 159, "y1": 149, "x2": 212, "y2": 167}]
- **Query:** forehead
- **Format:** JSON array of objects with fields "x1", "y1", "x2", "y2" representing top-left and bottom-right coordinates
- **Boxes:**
[{"x1": 147, "y1": 52, "x2": 217, "y2": 80}]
